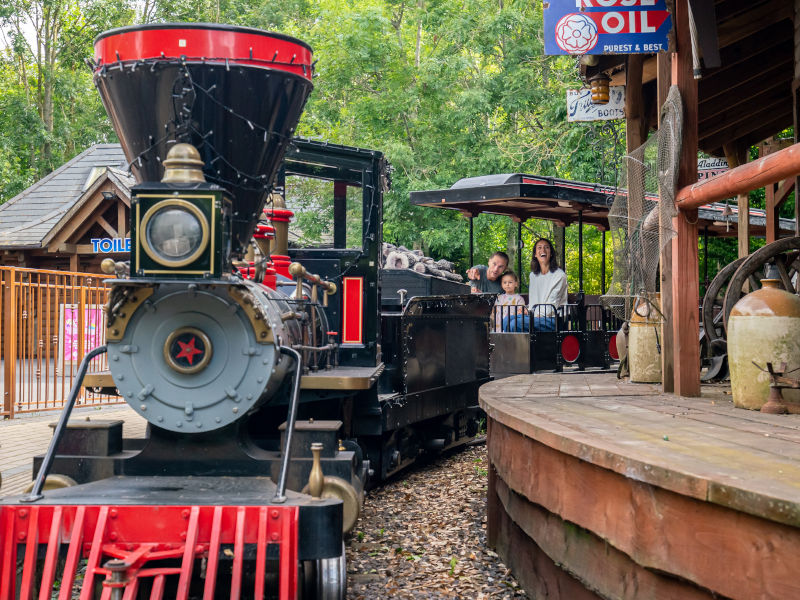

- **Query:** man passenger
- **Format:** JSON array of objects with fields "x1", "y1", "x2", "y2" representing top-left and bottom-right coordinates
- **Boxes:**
[{"x1": 467, "y1": 251, "x2": 509, "y2": 294}]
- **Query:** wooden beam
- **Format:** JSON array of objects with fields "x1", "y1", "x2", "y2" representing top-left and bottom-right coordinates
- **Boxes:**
[
  {"x1": 672, "y1": 0, "x2": 702, "y2": 397},
  {"x1": 699, "y1": 87, "x2": 788, "y2": 141},
  {"x1": 716, "y1": 0, "x2": 793, "y2": 49},
  {"x1": 715, "y1": 0, "x2": 769, "y2": 23},
  {"x1": 700, "y1": 20, "x2": 792, "y2": 81},
  {"x1": 47, "y1": 193, "x2": 108, "y2": 248},
  {"x1": 55, "y1": 243, "x2": 77, "y2": 254},
  {"x1": 680, "y1": 140, "x2": 800, "y2": 210},
  {"x1": 69, "y1": 254, "x2": 78, "y2": 272},
  {"x1": 700, "y1": 105, "x2": 793, "y2": 152},
  {"x1": 96, "y1": 214, "x2": 117, "y2": 238},
  {"x1": 741, "y1": 111, "x2": 795, "y2": 149},
  {"x1": 723, "y1": 141, "x2": 750, "y2": 259},
  {"x1": 698, "y1": 46, "x2": 792, "y2": 103},
  {"x1": 610, "y1": 55, "x2": 657, "y2": 87},
  {"x1": 658, "y1": 51, "x2": 674, "y2": 394},
  {"x1": 775, "y1": 178, "x2": 795, "y2": 208},
  {"x1": 699, "y1": 63, "x2": 792, "y2": 118},
  {"x1": 117, "y1": 200, "x2": 126, "y2": 238}
]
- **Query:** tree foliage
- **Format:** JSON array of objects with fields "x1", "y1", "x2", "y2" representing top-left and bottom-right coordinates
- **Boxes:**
[{"x1": 0, "y1": 0, "x2": 770, "y2": 297}]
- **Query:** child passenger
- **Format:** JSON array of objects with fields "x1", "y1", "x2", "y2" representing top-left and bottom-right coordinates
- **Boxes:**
[{"x1": 494, "y1": 271, "x2": 527, "y2": 332}]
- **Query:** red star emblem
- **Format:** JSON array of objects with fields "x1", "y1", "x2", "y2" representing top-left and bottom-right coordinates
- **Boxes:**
[{"x1": 176, "y1": 337, "x2": 203, "y2": 365}]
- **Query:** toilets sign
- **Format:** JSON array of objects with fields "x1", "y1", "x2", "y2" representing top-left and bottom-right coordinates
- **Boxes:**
[
  {"x1": 544, "y1": 0, "x2": 672, "y2": 55},
  {"x1": 91, "y1": 238, "x2": 131, "y2": 253}
]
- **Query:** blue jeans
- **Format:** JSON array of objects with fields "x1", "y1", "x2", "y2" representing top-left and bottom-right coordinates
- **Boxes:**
[{"x1": 502, "y1": 314, "x2": 556, "y2": 332}]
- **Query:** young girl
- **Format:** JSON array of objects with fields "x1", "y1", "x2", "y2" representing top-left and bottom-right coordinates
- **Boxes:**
[{"x1": 494, "y1": 271, "x2": 527, "y2": 332}]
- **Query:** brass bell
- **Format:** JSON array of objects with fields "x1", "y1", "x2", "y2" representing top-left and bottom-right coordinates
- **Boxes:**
[{"x1": 589, "y1": 74, "x2": 611, "y2": 105}]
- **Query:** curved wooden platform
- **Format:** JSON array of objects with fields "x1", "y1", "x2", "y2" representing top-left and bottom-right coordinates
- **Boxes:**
[{"x1": 481, "y1": 373, "x2": 800, "y2": 600}]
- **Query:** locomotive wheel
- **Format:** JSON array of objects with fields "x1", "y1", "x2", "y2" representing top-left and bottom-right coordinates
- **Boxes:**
[
  {"x1": 303, "y1": 542, "x2": 347, "y2": 600},
  {"x1": 701, "y1": 256, "x2": 746, "y2": 357},
  {"x1": 722, "y1": 237, "x2": 800, "y2": 333}
]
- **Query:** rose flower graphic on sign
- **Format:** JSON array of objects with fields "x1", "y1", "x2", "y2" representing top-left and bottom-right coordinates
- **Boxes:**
[{"x1": 555, "y1": 13, "x2": 599, "y2": 53}]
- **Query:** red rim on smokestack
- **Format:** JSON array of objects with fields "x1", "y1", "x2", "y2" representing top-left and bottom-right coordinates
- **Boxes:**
[{"x1": 92, "y1": 23, "x2": 314, "y2": 256}]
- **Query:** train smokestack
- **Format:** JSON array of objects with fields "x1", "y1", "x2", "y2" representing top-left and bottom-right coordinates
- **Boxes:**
[{"x1": 92, "y1": 23, "x2": 314, "y2": 254}]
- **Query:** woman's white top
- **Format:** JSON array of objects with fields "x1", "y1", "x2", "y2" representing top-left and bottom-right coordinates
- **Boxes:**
[{"x1": 528, "y1": 269, "x2": 568, "y2": 316}]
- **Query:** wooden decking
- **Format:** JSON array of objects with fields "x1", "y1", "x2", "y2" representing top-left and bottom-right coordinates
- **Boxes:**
[{"x1": 481, "y1": 373, "x2": 800, "y2": 600}]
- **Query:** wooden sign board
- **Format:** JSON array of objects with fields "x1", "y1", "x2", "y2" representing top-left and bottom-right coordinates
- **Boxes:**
[{"x1": 567, "y1": 86, "x2": 625, "y2": 121}]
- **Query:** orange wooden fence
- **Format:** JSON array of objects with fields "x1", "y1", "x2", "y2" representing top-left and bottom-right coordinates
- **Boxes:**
[{"x1": 0, "y1": 267, "x2": 122, "y2": 419}]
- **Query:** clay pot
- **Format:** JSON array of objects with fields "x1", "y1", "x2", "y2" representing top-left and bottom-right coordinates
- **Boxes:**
[
  {"x1": 629, "y1": 293, "x2": 662, "y2": 383},
  {"x1": 728, "y1": 279, "x2": 800, "y2": 410}
]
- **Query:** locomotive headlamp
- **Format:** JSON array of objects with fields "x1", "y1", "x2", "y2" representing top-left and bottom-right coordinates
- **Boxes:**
[{"x1": 140, "y1": 200, "x2": 210, "y2": 267}]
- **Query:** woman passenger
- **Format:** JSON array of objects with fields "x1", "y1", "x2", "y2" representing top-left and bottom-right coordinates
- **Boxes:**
[{"x1": 506, "y1": 238, "x2": 568, "y2": 332}]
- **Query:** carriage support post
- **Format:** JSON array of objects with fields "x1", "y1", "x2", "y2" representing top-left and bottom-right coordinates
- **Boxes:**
[
  {"x1": 601, "y1": 230, "x2": 606, "y2": 294},
  {"x1": 578, "y1": 210, "x2": 584, "y2": 293},
  {"x1": 469, "y1": 217, "x2": 474, "y2": 268}
]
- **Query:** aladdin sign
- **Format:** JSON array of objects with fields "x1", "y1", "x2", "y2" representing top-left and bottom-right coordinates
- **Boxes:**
[{"x1": 90, "y1": 238, "x2": 131, "y2": 253}]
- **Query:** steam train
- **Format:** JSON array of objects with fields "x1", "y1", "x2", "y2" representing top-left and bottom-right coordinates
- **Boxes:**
[{"x1": 0, "y1": 23, "x2": 491, "y2": 599}]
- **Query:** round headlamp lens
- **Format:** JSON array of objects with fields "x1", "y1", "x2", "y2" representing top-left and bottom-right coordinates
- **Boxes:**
[{"x1": 146, "y1": 207, "x2": 203, "y2": 262}]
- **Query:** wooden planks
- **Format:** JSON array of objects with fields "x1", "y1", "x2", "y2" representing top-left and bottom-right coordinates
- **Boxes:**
[
  {"x1": 480, "y1": 373, "x2": 800, "y2": 527},
  {"x1": 486, "y1": 417, "x2": 800, "y2": 600},
  {"x1": 492, "y1": 476, "x2": 718, "y2": 600}
]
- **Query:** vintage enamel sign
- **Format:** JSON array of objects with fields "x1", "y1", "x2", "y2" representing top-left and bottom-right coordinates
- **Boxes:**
[
  {"x1": 567, "y1": 86, "x2": 625, "y2": 121},
  {"x1": 544, "y1": 0, "x2": 672, "y2": 55}
]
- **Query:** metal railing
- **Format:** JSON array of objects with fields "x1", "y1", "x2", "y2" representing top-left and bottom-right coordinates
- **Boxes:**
[{"x1": 0, "y1": 267, "x2": 121, "y2": 419}]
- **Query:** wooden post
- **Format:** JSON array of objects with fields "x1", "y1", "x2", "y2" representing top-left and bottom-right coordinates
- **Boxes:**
[
  {"x1": 672, "y1": 0, "x2": 701, "y2": 397},
  {"x1": 794, "y1": 0, "x2": 800, "y2": 236},
  {"x1": 69, "y1": 254, "x2": 78, "y2": 273},
  {"x1": 3, "y1": 268, "x2": 17, "y2": 417},
  {"x1": 626, "y1": 55, "x2": 647, "y2": 151},
  {"x1": 723, "y1": 142, "x2": 750, "y2": 259},
  {"x1": 761, "y1": 140, "x2": 780, "y2": 244},
  {"x1": 658, "y1": 51, "x2": 675, "y2": 394}
]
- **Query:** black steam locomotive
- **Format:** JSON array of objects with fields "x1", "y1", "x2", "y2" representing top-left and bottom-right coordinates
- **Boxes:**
[{"x1": 0, "y1": 23, "x2": 491, "y2": 599}]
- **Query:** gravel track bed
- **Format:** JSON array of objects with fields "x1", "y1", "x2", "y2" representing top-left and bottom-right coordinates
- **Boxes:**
[{"x1": 346, "y1": 444, "x2": 528, "y2": 599}]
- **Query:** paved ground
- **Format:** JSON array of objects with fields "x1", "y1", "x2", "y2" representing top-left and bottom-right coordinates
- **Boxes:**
[{"x1": 0, "y1": 405, "x2": 147, "y2": 497}]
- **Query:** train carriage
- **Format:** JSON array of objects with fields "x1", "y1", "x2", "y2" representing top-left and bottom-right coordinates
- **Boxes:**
[{"x1": 410, "y1": 174, "x2": 623, "y2": 375}]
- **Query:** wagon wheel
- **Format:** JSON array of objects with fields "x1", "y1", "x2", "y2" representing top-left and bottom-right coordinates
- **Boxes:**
[
  {"x1": 701, "y1": 256, "x2": 746, "y2": 358},
  {"x1": 722, "y1": 237, "x2": 800, "y2": 334}
]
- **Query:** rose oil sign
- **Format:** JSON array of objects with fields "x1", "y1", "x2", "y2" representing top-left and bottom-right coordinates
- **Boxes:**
[{"x1": 544, "y1": 0, "x2": 673, "y2": 55}]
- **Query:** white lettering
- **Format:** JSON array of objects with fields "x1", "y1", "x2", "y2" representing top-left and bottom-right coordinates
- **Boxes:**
[
  {"x1": 641, "y1": 11, "x2": 656, "y2": 33},
  {"x1": 629, "y1": 10, "x2": 636, "y2": 32},
  {"x1": 602, "y1": 12, "x2": 625, "y2": 33},
  {"x1": 596, "y1": 0, "x2": 616, "y2": 5}
]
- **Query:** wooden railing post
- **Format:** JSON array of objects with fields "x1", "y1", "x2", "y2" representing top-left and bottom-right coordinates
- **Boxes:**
[{"x1": 4, "y1": 268, "x2": 17, "y2": 417}]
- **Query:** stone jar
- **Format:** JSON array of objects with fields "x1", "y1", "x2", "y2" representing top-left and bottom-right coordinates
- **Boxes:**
[
  {"x1": 629, "y1": 293, "x2": 662, "y2": 383},
  {"x1": 728, "y1": 279, "x2": 800, "y2": 410}
]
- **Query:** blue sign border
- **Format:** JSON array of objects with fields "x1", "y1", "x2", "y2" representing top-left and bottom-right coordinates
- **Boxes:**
[{"x1": 544, "y1": 0, "x2": 673, "y2": 56}]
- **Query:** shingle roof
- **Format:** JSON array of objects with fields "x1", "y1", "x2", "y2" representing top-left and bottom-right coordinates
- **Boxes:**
[{"x1": 0, "y1": 144, "x2": 127, "y2": 248}]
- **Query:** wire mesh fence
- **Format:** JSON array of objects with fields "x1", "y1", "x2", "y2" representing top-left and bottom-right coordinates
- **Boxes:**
[
  {"x1": 0, "y1": 267, "x2": 121, "y2": 418},
  {"x1": 601, "y1": 85, "x2": 683, "y2": 324}
]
